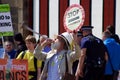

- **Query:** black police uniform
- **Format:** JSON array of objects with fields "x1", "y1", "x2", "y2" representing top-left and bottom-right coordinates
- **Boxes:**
[{"x1": 80, "y1": 34, "x2": 106, "y2": 80}]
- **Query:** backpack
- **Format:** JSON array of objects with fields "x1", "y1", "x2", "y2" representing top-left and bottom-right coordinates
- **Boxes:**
[
  {"x1": 85, "y1": 35, "x2": 106, "y2": 68},
  {"x1": 21, "y1": 51, "x2": 37, "y2": 80}
]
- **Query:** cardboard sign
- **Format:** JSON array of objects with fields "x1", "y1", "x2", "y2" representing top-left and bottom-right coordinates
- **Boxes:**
[
  {"x1": 0, "y1": 4, "x2": 13, "y2": 37},
  {"x1": 0, "y1": 59, "x2": 28, "y2": 80},
  {"x1": 63, "y1": 4, "x2": 85, "y2": 32}
]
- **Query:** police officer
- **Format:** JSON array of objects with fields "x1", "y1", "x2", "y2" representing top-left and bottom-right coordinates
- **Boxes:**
[{"x1": 75, "y1": 26, "x2": 108, "y2": 80}]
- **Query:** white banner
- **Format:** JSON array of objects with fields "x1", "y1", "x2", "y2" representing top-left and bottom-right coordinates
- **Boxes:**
[{"x1": 0, "y1": 4, "x2": 13, "y2": 37}]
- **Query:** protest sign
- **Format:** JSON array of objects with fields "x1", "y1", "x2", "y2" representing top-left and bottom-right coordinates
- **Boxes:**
[
  {"x1": 0, "y1": 4, "x2": 13, "y2": 37},
  {"x1": 0, "y1": 59, "x2": 28, "y2": 80},
  {"x1": 63, "y1": 4, "x2": 85, "y2": 32}
]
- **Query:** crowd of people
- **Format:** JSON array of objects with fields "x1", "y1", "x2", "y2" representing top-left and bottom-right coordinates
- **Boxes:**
[{"x1": 0, "y1": 25, "x2": 120, "y2": 80}]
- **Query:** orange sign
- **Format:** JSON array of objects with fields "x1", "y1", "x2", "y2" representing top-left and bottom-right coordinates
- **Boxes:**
[{"x1": 0, "y1": 59, "x2": 28, "y2": 80}]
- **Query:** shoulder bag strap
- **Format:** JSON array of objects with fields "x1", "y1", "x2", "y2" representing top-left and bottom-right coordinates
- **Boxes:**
[
  {"x1": 21, "y1": 51, "x2": 26, "y2": 59},
  {"x1": 34, "y1": 57, "x2": 37, "y2": 73},
  {"x1": 65, "y1": 51, "x2": 68, "y2": 73}
]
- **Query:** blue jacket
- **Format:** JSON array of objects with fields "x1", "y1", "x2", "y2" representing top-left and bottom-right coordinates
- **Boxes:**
[
  {"x1": 7, "y1": 49, "x2": 16, "y2": 59},
  {"x1": 104, "y1": 38, "x2": 120, "y2": 75}
]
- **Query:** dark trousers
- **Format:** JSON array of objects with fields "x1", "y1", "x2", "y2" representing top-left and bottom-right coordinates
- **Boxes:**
[
  {"x1": 72, "y1": 60, "x2": 79, "y2": 75},
  {"x1": 104, "y1": 71, "x2": 119, "y2": 80},
  {"x1": 83, "y1": 66, "x2": 105, "y2": 80},
  {"x1": 113, "y1": 71, "x2": 119, "y2": 80},
  {"x1": 104, "y1": 75, "x2": 113, "y2": 80},
  {"x1": 78, "y1": 77, "x2": 84, "y2": 80},
  {"x1": 29, "y1": 71, "x2": 37, "y2": 80}
]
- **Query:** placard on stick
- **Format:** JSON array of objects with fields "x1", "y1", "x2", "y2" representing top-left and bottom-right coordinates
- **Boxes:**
[
  {"x1": 0, "y1": 59, "x2": 28, "y2": 80},
  {"x1": 0, "y1": 4, "x2": 13, "y2": 37},
  {"x1": 63, "y1": 4, "x2": 85, "y2": 32}
]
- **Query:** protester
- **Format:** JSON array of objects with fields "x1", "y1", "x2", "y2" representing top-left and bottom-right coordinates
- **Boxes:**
[
  {"x1": 4, "y1": 41, "x2": 16, "y2": 59},
  {"x1": 38, "y1": 35, "x2": 52, "y2": 72},
  {"x1": 106, "y1": 25, "x2": 120, "y2": 44},
  {"x1": 16, "y1": 35, "x2": 42, "y2": 80},
  {"x1": 33, "y1": 32, "x2": 80, "y2": 80},
  {"x1": 102, "y1": 31, "x2": 120, "y2": 80},
  {"x1": 39, "y1": 35, "x2": 51, "y2": 53},
  {"x1": 75, "y1": 26, "x2": 108, "y2": 80},
  {"x1": 13, "y1": 33, "x2": 27, "y2": 58}
]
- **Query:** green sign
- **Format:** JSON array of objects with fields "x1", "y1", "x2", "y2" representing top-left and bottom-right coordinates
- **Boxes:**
[
  {"x1": 0, "y1": 4, "x2": 10, "y2": 12},
  {"x1": 0, "y1": 4, "x2": 13, "y2": 37}
]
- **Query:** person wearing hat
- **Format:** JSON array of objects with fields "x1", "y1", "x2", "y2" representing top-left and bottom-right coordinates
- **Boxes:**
[
  {"x1": 80, "y1": 25, "x2": 93, "y2": 36},
  {"x1": 13, "y1": 33, "x2": 27, "y2": 58},
  {"x1": 33, "y1": 32, "x2": 81, "y2": 80},
  {"x1": 75, "y1": 26, "x2": 108, "y2": 80}
]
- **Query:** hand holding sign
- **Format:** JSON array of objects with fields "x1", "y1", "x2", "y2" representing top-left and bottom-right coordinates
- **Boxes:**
[{"x1": 63, "y1": 4, "x2": 85, "y2": 32}]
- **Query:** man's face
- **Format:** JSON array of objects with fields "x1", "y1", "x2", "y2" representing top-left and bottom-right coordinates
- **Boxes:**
[
  {"x1": 82, "y1": 30, "x2": 88, "y2": 36},
  {"x1": 51, "y1": 38, "x2": 61, "y2": 50},
  {"x1": 5, "y1": 42, "x2": 13, "y2": 52}
]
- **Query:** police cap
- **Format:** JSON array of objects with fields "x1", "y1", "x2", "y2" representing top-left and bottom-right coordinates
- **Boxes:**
[{"x1": 81, "y1": 26, "x2": 94, "y2": 31}]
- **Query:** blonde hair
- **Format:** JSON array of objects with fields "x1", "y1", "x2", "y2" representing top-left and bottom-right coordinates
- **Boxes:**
[{"x1": 25, "y1": 35, "x2": 36, "y2": 43}]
